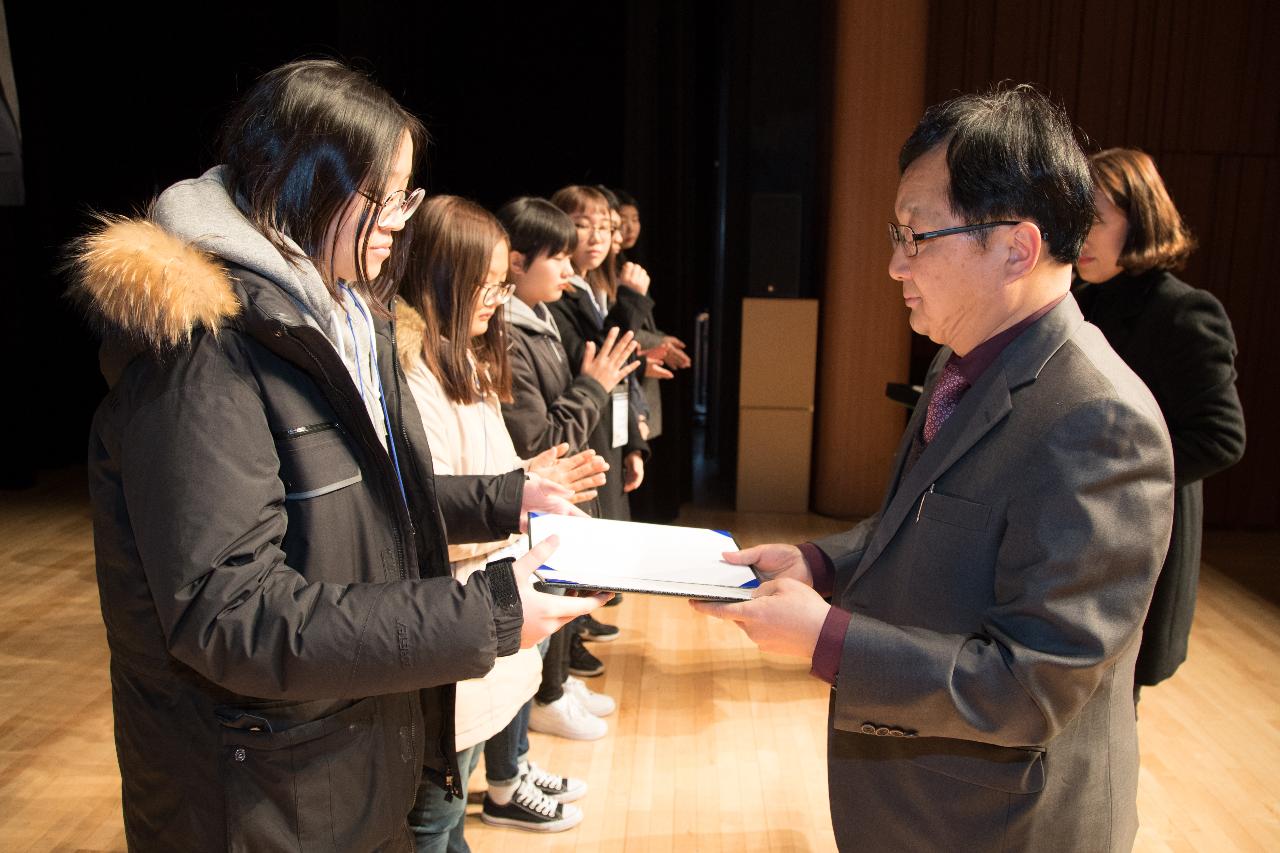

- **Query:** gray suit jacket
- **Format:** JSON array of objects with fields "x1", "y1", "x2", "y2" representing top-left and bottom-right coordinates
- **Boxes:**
[{"x1": 814, "y1": 296, "x2": 1174, "y2": 852}]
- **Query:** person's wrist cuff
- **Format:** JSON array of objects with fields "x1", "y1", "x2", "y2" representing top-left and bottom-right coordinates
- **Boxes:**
[
  {"x1": 484, "y1": 557, "x2": 523, "y2": 656},
  {"x1": 797, "y1": 542, "x2": 836, "y2": 597},
  {"x1": 810, "y1": 606, "x2": 852, "y2": 686}
]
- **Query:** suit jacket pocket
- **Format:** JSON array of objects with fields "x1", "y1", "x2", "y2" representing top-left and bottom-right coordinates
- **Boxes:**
[
  {"x1": 919, "y1": 490, "x2": 990, "y2": 531},
  {"x1": 908, "y1": 739, "x2": 1045, "y2": 794},
  {"x1": 276, "y1": 426, "x2": 363, "y2": 501},
  {"x1": 218, "y1": 695, "x2": 411, "y2": 852}
]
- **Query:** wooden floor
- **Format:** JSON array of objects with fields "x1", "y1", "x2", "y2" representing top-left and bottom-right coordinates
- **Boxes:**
[{"x1": 1, "y1": 470, "x2": 1277, "y2": 852}]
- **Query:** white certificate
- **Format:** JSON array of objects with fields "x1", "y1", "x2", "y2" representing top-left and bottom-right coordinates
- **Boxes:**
[{"x1": 528, "y1": 513, "x2": 760, "y2": 601}]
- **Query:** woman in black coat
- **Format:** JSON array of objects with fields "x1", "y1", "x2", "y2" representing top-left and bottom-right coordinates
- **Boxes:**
[{"x1": 1074, "y1": 147, "x2": 1246, "y2": 695}]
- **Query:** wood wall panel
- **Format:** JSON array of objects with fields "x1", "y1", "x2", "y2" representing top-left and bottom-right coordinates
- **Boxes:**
[
  {"x1": 810, "y1": 0, "x2": 926, "y2": 518},
  {"x1": 921, "y1": 0, "x2": 1280, "y2": 528}
]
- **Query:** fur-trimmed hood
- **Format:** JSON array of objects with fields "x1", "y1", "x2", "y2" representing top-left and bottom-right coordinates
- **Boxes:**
[
  {"x1": 71, "y1": 168, "x2": 388, "y2": 441},
  {"x1": 69, "y1": 166, "x2": 344, "y2": 351},
  {"x1": 70, "y1": 214, "x2": 240, "y2": 350},
  {"x1": 395, "y1": 299, "x2": 429, "y2": 369}
]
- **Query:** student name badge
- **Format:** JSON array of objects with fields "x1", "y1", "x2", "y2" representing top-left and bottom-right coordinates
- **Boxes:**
[{"x1": 611, "y1": 386, "x2": 629, "y2": 448}]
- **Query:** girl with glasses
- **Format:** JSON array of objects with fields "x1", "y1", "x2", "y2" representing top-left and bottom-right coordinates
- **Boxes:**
[
  {"x1": 548, "y1": 185, "x2": 650, "y2": 521},
  {"x1": 397, "y1": 196, "x2": 608, "y2": 845},
  {"x1": 69, "y1": 59, "x2": 604, "y2": 852}
]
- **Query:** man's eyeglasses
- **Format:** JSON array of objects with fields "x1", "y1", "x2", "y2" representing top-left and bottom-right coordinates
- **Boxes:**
[
  {"x1": 887, "y1": 220, "x2": 1027, "y2": 257},
  {"x1": 479, "y1": 282, "x2": 517, "y2": 307},
  {"x1": 359, "y1": 187, "x2": 426, "y2": 229}
]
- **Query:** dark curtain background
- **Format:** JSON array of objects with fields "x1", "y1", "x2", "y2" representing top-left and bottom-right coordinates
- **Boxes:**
[{"x1": 0, "y1": 2, "x2": 739, "y2": 520}]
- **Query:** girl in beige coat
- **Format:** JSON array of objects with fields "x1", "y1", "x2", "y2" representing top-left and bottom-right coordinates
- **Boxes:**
[{"x1": 399, "y1": 196, "x2": 606, "y2": 848}]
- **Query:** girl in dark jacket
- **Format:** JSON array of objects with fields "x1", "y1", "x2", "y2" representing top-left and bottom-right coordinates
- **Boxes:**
[
  {"x1": 496, "y1": 197, "x2": 638, "y2": 740},
  {"x1": 1074, "y1": 147, "x2": 1246, "y2": 698},
  {"x1": 70, "y1": 60, "x2": 602, "y2": 853},
  {"x1": 547, "y1": 185, "x2": 650, "y2": 520}
]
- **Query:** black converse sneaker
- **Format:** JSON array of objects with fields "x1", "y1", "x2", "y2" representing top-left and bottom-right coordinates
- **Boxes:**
[
  {"x1": 568, "y1": 632, "x2": 605, "y2": 676},
  {"x1": 480, "y1": 778, "x2": 584, "y2": 832},
  {"x1": 521, "y1": 759, "x2": 587, "y2": 803},
  {"x1": 577, "y1": 614, "x2": 620, "y2": 642}
]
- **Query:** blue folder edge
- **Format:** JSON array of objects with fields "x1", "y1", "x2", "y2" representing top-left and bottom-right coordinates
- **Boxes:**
[{"x1": 528, "y1": 517, "x2": 760, "y2": 590}]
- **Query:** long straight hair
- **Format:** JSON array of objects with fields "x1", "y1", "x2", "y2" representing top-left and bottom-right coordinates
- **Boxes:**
[
  {"x1": 217, "y1": 59, "x2": 427, "y2": 308},
  {"x1": 400, "y1": 195, "x2": 513, "y2": 405}
]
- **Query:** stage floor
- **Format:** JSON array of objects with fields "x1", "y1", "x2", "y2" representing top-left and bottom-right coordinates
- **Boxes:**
[{"x1": 1, "y1": 470, "x2": 1276, "y2": 851}]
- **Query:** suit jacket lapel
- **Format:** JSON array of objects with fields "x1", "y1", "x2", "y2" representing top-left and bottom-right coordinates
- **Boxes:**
[
  {"x1": 845, "y1": 296, "x2": 1086, "y2": 589},
  {"x1": 848, "y1": 367, "x2": 1013, "y2": 586}
]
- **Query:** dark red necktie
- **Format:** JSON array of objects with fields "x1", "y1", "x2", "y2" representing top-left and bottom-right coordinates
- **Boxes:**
[{"x1": 923, "y1": 361, "x2": 969, "y2": 444}]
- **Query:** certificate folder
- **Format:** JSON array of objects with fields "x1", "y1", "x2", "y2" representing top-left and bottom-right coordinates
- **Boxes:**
[{"x1": 528, "y1": 514, "x2": 760, "y2": 601}]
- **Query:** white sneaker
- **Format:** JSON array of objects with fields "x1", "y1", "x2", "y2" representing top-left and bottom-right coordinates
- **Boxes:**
[
  {"x1": 529, "y1": 693, "x2": 607, "y2": 740},
  {"x1": 565, "y1": 675, "x2": 617, "y2": 717},
  {"x1": 520, "y1": 759, "x2": 588, "y2": 803}
]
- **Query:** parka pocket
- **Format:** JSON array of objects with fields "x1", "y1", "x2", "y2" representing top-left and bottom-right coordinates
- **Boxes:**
[
  {"x1": 217, "y1": 695, "x2": 412, "y2": 853},
  {"x1": 275, "y1": 424, "x2": 363, "y2": 501}
]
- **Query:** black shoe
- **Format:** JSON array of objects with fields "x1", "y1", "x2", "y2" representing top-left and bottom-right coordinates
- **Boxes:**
[
  {"x1": 568, "y1": 633, "x2": 605, "y2": 677},
  {"x1": 577, "y1": 614, "x2": 620, "y2": 643},
  {"x1": 604, "y1": 592, "x2": 623, "y2": 607},
  {"x1": 480, "y1": 779, "x2": 583, "y2": 832}
]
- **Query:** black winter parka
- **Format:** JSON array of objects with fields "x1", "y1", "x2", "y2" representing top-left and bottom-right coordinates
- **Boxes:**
[{"x1": 76, "y1": 217, "x2": 524, "y2": 852}]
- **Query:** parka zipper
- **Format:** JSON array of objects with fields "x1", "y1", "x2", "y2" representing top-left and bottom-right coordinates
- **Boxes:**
[
  {"x1": 274, "y1": 322, "x2": 432, "y2": 799},
  {"x1": 273, "y1": 421, "x2": 339, "y2": 439}
]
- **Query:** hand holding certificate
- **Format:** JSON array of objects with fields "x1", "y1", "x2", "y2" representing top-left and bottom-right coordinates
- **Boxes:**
[{"x1": 528, "y1": 514, "x2": 761, "y2": 601}]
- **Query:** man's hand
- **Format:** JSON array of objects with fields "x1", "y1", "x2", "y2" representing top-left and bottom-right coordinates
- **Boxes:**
[
  {"x1": 519, "y1": 472, "x2": 587, "y2": 532},
  {"x1": 513, "y1": 536, "x2": 611, "y2": 647},
  {"x1": 722, "y1": 543, "x2": 814, "y2": 587},
  {"x1": 622, "y1": 451, "x2": 645, "y2": 493},
  {"x1": 689, "y1": 578, "x2": 830, "y2": 659}
]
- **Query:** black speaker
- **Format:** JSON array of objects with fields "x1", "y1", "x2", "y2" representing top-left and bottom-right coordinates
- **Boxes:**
[{"x1": 747, "y1": 192, "x2": 802, "y2": 297}]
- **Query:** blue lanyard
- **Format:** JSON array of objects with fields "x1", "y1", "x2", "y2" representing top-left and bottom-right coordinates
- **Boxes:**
[{"x1": 342, "y1": 284, "x2": 410, "y2": 512}]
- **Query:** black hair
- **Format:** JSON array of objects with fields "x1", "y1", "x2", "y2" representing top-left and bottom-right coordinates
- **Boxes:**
[
  {"x1": 595, "y1": 185, "x2": 620, "y2": 210},
  {"x1": 898, "y1": 83, "x2": 1094, "y2": 265},
  {"x1": 612, "y1": 188, "x2": 638, "y2": 209},
  {"x1": 217, "y1": 59, "x2": 428, "y2": 305},
  {"x1": 495, "y1": 197, "x2": 578, "y2": 263}
]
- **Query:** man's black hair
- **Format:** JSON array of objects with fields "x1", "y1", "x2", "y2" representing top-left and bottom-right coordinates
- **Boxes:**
[{"x1": 899, "y1": 83, "x2": 1094, "y2": 264}]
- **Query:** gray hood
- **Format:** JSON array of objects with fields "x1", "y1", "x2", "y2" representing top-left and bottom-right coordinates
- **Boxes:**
[
  {"x1": 150, "y1": 166, "x2": 387, "y2": 445},
  {"x1": 506, "y1": 297, "x2": 563, "y2": 340}
]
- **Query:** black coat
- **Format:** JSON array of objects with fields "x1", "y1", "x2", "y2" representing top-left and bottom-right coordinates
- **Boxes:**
[
  {"x1": 547, "y1": 285, "x2": 649, "y2": 520},
  {"x1": 606, "y1": 285, "x2": 668, "y2": 438},
  {"x1": 75, "y1": 218, "x2": 524, "y2": 852},
  {"x1": 501, "y1": 307, "x2": 609, "y2": 459},
  {"x1": 1076, "y1": 269, "x2": 1245, "y2": 685}
]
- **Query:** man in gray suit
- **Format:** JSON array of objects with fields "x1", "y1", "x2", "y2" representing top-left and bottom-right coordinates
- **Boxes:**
[{"x1": 693, "y1": 85, "x2": 1174, "y2": 851}]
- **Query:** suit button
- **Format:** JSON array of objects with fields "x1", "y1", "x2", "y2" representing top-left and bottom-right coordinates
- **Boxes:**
[
  {"x1": 860, "y1": 723, "x2": 876, "y2": 735},
  {"x1": 875, "y1": 727, "x2": 890, "y2": 736},
  {"x1": 890, "y1": 729, "x2": 905, "y2": 737}
]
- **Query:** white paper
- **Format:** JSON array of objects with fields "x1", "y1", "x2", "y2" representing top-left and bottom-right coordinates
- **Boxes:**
[
  {"x1": 610, "y1": 387, "x2": 628, "y2": 448},
  {"x1": 527, "y1": 514, "x2": 759, "y2": 596}
]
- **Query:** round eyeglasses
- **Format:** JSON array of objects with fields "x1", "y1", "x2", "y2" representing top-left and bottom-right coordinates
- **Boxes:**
[
  {"x1": 888, "y1": 220, "x2": 1026, "y2": 257},
  {"x1": 479, "y1": 282, "x2": 516, "y2": 307},
  {"x1": 360, "y1": 187, "x2": 426, "y2": 229}
]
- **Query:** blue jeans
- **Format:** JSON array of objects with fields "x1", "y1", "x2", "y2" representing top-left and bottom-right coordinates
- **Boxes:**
[
  {"x1": 483, "y1": 701, "x2": 532, "y2": 784},
  {"x1": 408, "y1": 743, "x2": 484, "y2": 853}
]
